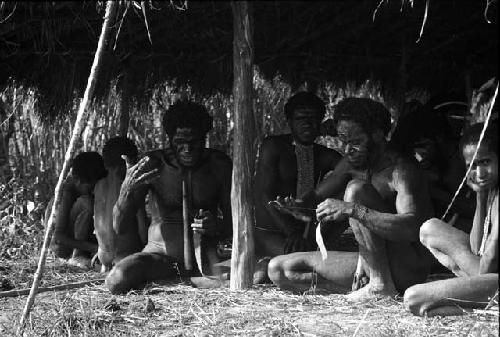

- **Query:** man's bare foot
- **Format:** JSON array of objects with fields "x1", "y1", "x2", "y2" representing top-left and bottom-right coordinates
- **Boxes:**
[
  {"x1": 67, "y1": 255, "x2": 91, "y2": 270},
  {"x1": 345, "y1": 283, "x2": 397, "y2": 302}
]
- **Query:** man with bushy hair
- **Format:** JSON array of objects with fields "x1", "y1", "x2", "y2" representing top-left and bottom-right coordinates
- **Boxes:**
[
  {"x1": 269, "y1": 97, "x2": 433, "y2": 301},
  {"x1": 105, "y1": 100, "x2": 233, "y2": 294},
  {"x1": 254, "y1": 92, "x2": 342, "y2": 282},
  {"x1": 47, "y1": 151, "x2": 107, "y2": 269}
]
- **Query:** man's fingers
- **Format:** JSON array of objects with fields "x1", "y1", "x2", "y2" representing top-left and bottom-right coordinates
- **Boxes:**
[
  {"x1": 192, "y1": 228, "x2": 207, "y2": 234},
  {"x1": 122, "y1": 155, "x2": 134, "y2": 170},
  {"x1": 135, "y1": 169, "x2": 160, "y2": 185},
  {"x1": 191, "y1": 222, "x2": 216, "y2": 229}
]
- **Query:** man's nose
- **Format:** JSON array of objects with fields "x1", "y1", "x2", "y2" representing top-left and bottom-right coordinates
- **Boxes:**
[{"x1": 476, "y1": 165, "x2": 488, "y2": 180}]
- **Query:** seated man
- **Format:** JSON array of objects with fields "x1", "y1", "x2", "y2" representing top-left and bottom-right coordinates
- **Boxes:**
[
  {"x1": 404, "y1": 123, "x2": 498, "y2": 316},
  {"x1": 268, "y1": 97, "x2": 433, "y2": 300},
  {"x1": 105, "y1": 100, "x2": 232, "y2": 294},
  {"x1": 254, "y1": 92, "x2": 343, "y2": 266},
  {"x1": 391, "y1": 97, "x2": 475, "y2": 232},
  {"x1": 46, "y1": 151, "x2": 107, "y2": 269},
  {"x1": 93, "y1": 137, "x2": 147, "y2": 272}
]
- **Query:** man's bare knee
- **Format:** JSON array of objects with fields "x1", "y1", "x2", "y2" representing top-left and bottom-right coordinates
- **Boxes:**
[
  {"x1": 343, "y1": 179, "x2": 372, "y2": 202},
  {"x1": 419, "y1": 218, "x2": 444, "y2": 248},
  {"x1": 403, "y1": 284, "x2": 428, "y2": 316},
  {"x1": 267, "y1": 256, "x2": 285, "y2": 286},
  {"x1": 105, "y1": 267, "x2": 127, "y2": 294}
]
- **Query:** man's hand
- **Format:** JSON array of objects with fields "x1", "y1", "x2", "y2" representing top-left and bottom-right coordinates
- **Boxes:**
[
  {"x1": 191, "y1": 210, "x2": 217, "y2": 236},
  {"x1": 269, "y1": 196, "x2": 314, "y2": 223},
  {"x1": 119, "y1": 155, "x2": 161, "y2": 198},
  {"x1": 316, "y1": 198, "x2": 353, "y2": 223}
]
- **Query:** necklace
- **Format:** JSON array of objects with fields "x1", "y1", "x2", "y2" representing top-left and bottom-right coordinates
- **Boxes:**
[{"x1": 293, "y1": 140, "x2": 314, "y2": 198}]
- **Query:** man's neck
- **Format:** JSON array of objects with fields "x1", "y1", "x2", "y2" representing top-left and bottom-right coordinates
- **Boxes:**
[
  {"x1": 291, "y1": 135, "x2": 314, "y2": 147},
  {"x1": 367, "y1": 142, "x2": 390, "y2": 172}
]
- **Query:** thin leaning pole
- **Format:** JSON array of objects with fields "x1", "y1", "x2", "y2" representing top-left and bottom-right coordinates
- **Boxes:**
[{"x1": 17, "y1": 1, "x2": 118, "y2": 334}]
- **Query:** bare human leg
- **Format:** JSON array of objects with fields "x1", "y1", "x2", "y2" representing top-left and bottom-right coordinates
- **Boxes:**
[
  {"x1": 105, "y1": 251, "x2": 180, "y2": 294},
  {"x1": 419, "y1": 218, "x2": 480, "y2": 277},
  {"x1": 404, "y1": 273, "x2": 498, "y2": 316},
  {"x1": 343, "y1": 179, "x2": 398, "y2": 300},
  {"x1": 268, "y1": 250, "x2": 358, "y2": 293},
  {"x1": 68, "y1": 195, "x2": 95, "y2": 268}
]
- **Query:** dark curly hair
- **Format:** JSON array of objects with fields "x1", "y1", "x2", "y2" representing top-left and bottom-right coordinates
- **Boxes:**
[
  {"x1": 284, "y1": 92, "x2": 326, "y2": 120},
  {"x1": 102, "y1": 137, "x2": 138, "y2": 168},
  {"x1": 71, "y1": 151, "x2": 107, "y2": 184},
  {"x1": 333, "y1": 97, "x2": 391, "y2": 136},
  {"x1": 162, "y1": 100, "x2": 213, "y2": 138},
  {"x1": 390, "y1": 102, "x2": 454, "y2": 154},
  {"x1": 459, "y1": 122, "x2": 498, "y2": 155}
]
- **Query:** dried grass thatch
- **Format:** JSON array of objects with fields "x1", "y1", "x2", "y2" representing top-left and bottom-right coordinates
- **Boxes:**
[{"x1": 0, "y1": 1, "x2": 497, "y2": 119}]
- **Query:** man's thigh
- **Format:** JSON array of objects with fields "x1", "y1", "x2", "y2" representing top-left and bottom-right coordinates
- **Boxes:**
[{"x1": 421, "y1": 220, "x2": 470, "y2": 254}]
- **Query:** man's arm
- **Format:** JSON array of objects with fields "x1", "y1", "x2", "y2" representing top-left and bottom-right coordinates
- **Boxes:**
[
  {"x1": 479, "y1": 194, "x2": 498, "y2": 274},
  {"x1": 113, "y1": 155, "x2": 160, "y2": 234},
  {"x1": 255, "y1": 139, "x2": 298, "y2": 235},
  {"x1": 349, "y1": 162, "x2": 433, "y2": 242},
  {"x1": 304, "y1": 157, "x2": 351, "y2": 206}
]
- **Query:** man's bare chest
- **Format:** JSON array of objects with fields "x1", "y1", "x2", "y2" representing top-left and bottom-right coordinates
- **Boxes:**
[
  {"x1": 150, "y1": 164, "x2": 220, "y2": 209},
  {"x1": 350, "y1": 166, "x2": 396, "y2": 202}
]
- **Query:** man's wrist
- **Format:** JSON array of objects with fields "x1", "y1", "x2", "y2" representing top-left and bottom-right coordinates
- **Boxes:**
[{"x1": 350, "y1": 203, "x2": 368, "y2": 221}]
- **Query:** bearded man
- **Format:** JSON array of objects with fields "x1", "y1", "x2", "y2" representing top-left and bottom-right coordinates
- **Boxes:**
[{"x1": 268, "y1": 97, "x2": 433, "y2": 300}]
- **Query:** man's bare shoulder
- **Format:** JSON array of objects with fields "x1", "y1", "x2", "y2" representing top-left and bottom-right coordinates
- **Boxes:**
[{"x1": 389, "y1": 151, "x2": 426, "y2": 186}]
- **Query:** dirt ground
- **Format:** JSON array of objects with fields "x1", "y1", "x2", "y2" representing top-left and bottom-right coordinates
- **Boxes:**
[{"x1": 0, "y1": 257, "x2": 498, "y2": 337}]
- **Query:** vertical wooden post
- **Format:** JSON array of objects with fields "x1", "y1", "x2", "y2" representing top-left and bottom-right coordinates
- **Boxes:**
[
  {"x1": 17, "y1": 1, "x2": 118, "y2": 334},
  {"x1": 230, "y1": 0, "x2": 256, "y2": 290}
]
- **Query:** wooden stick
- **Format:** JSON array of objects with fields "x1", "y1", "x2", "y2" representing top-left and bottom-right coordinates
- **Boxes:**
[
  {"x1": 0, "y1": 279, "x2": 105, "y2": 298},
  {"x1": 17, "y1": 2, "x2": 118, "y2": 335},
  {"x1": 182, "y1": 171, "x2": 193, "y2": 272},
  {"x1": 230, "y1": 1, "x2": 256, "y2": 290}
]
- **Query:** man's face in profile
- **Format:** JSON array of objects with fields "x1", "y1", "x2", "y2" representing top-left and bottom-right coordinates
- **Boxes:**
[
  {"x1": 171, "y1": 127, "x2": 204, "y2": 168},
  {"x1": 336, "y1": 120, "x2": 372, "y2": 169},
  {"x1": 289, "y1": 107, "x2": 321, "y2": 145}
]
